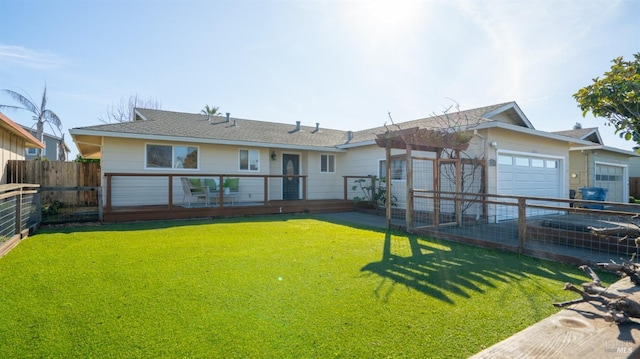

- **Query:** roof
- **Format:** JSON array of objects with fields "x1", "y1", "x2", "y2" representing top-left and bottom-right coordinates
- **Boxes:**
[
  {"x1": 70, "y1": 101, "x2": 590, "y2": 158},
  {"x1": 20, "y1": 124, "x2": 71, "y2": 152},
  {"x1": 0, "y1": 112, "x2": 45, "y2": 149},
  {"x1": 552, "y1": 127, "x2": 602, "y2": 145}
]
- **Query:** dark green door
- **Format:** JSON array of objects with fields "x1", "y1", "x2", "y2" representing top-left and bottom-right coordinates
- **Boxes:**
[{"x1": 282, "y1": 154, "x2": 300, "y2": 200}]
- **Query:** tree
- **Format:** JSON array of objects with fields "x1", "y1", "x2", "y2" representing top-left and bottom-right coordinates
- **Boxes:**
[
  {"x1": 73, "y1": 154, "x2": 100, "y2": 163},
  {"x1": 201, "y1": 104, "x2": 221, "y2": 117},
  {"x1": 573, "y1": 53, "x2": 640, "y2": 143},
  {"x1": 99, "y1": 94, "x2": 161, "y2": 123},
  {"x1": 0, "y1": 86, "x2": 62, "y2": 159}
]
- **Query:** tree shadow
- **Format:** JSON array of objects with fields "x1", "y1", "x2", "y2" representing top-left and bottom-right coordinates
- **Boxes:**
[{"x1": 361, "y1": 229, "x2": 585, "y2": 304}]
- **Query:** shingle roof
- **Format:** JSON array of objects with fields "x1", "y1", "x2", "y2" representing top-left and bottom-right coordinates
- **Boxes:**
[
  {"x1": 552, "y1": 127, "x2": 602, "y2": 144},
  {"x1": 73, "y1": 102, "x2": 516, "y2": 149}
]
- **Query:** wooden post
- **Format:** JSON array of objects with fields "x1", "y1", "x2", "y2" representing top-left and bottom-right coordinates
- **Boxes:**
[
  {"x1": 385, "y1": 145, "x2": 391, "y2": 228},
  {"x1": 168, "y1": 175, "x2": 173, "y2": 209},
  {"x1": 406, "y1": 143, "x2": 414, "y2": 230},
  {"x1": 302, "y1": 176, "x2": 307, "y2": 203},
  {"x1": 517, "y1": 197, "x2": 527, "y2": 253},
  {"x1": 105, "y1": 174, "x2": 112, "y2": 211},
  {"x1": 343, "y1": 176, "x2": 348, "y2": 200},
  {"x1": 455, "y1": 150, "x2": 462, "y2": 226},
  {"x1": 14, "y1": 189, "x2": 22, "y2": 235},
  {"x1": 434, "y1": 150, "x2": 441, "y2": 228},
  {"x1": 264, "y1": 176, "x2": 269, "y2": 204}
]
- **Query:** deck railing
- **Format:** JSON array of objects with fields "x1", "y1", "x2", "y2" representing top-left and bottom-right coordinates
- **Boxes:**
[
  {"x1": 0, "y1": 183, "x2": 40, "y2": 257},
  {"x1": 103, "y1": 173, "x2": 309, "y2": 211}
]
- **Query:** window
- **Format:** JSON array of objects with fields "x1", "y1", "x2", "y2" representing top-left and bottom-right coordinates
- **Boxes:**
[
  {"x1": 146, "y1": 144, "x2": 199, "y2": 169},
  {"x1": 320, "y1": 154, "x2": 335, "y2": 173},
  {"x1": 515, "y1": 157, "x2": 529, "y2": 166},
  {"x1": 497, "y1": 155, "x2": 512, "y2": 165},
  {"x1": 239, "y1": 149, "x2": 259, "y2": 171},
  {"x1": 531, "y1": 159, "x2": 544, "y2": 167},
  {"x1": 26, "y1": 147, "x2": 37, "y2": 155},
  {"x1": 379, "y1": 157, "x2": 406, "y2": 180}
]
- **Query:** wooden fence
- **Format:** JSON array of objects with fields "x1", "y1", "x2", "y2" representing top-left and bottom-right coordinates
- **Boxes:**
[
  {"x1": 6, "y1": 160, "x2": 101, "y2": 206},
  {"x1": 631, "y1": 177, "x2": 640, "y2": 199}
]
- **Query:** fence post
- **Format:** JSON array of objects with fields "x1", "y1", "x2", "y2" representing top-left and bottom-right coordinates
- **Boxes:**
[
  {"x1": 14, "y1": 189, "x2": 22, "y2": 235},
  {"x1": 517, "y1": 197, "x2": 527, "y2": 253}
]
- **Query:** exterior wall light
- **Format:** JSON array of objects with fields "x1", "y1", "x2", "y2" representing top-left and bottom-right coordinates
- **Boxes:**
[{"x1": 271, "y1": 151, "x2": 277, "y2": 161}]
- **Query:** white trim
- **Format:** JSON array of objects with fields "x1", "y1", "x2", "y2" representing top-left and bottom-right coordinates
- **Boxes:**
[
  {"x1": 569, "y1": 145, "x2": 640, "y2": 157},
  {"x1": 144, "y1": 143, "x2": 201, "y2": 170},
  {"x1": 471, "y1": 122, "x2": 595, "y2": 146},
  {"x1": 239, "y1": 148, "x2": 260, "y2": 172},
  {"x1": 320, "y1": 153, "x2": 336, "y2": 173}
]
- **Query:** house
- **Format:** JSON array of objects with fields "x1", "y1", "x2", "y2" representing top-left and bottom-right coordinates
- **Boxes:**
[
  {"x1": 0, "y1": 112, "x2": 45, "y2": 183},
  {"x1": 69, "y1": 101, "x2": 637, "y2": 222},
  {"x1": 20, "y1": 125, "x2": 70, "y2": 161},
  {"x1": 552, "y1": 127, "x2": 638, "y2": 203}
]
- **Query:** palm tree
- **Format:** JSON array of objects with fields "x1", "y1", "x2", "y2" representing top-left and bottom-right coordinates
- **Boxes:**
[
  {"x1": 0, "y1": 86, "x2": 62, "y2": 159},
  {"x1": 201, "y1": 104, "x2": 221, "y2": 117}
]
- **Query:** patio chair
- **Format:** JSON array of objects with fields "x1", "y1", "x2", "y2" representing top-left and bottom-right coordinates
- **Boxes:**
[
  {"x1": 203, "y1": 178, "x2": 220, "y2": 205},
  {"x1": 180, "y1": 177, "x2": 210, "y2": 207}
]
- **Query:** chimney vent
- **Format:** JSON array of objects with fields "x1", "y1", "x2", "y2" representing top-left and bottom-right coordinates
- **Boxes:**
[
  {"x1": 315, "y1": 123, "x2": 319, "y2": 132},
  {"x1": 233, "y1": 119, "x2": 237, "y2": 127},
  {"x1": 296, "y1": 121, "x2": 301, "y2": 131},
  {"x1": 226, "y1": 112, "x2": 230, "y2": 123}
]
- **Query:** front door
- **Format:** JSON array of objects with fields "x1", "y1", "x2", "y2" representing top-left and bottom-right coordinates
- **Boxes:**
[{"x1": 282, "y1": 154, "x2": 300, "y2": 200}]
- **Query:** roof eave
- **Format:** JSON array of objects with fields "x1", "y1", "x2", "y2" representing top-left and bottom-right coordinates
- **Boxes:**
[{"x1": 70, "y1": 129, "x2": 346, "y2": 154}]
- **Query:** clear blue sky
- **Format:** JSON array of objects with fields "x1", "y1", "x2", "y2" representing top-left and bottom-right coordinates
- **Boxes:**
[{"x1": 1, "y1": 0, "x2": 638, "y2": 158}]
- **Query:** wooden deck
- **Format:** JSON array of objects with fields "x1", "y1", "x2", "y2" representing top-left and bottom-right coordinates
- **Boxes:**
[{"x1": 103, "y1": 199, "x2": 355, "y2": 222}]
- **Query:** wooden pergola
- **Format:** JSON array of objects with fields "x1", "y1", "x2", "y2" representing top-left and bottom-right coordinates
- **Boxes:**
[{"x1": 375, "y1": 127, "x2": 472, "y2": 229}]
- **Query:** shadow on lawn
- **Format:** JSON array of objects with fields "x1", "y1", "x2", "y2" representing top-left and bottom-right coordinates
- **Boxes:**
[
  {"x1": 37, "y1": 214, "x2": 302, "y2": 234},
  {"x1": 361, "y1": 230, "x2": 583, "y2": 304}
]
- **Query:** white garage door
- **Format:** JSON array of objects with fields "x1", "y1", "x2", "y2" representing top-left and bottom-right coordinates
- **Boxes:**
[
  {"x1": 497, "y1": 153, "x2": 562, "y2": 221},
  {"x1": 595, "y1": 163, "x2": 625, "y2": 203}
]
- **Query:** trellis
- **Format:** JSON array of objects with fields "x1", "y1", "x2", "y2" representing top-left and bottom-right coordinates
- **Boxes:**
[{"x1": 375, "y1": 127, "x2": 477, "y2": 230}]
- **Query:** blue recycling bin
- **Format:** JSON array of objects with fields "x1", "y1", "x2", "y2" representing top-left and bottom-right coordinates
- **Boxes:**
[{"x1": 579, "y1": 187, "x2": 608, "y2": 209}]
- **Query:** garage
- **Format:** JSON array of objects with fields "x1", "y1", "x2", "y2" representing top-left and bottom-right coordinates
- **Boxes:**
[
  {"x1": 496, "y1": 153, "x2": 563, "y2": 221},
  {"x1": 595, "y1": 162, "x2": 626, "y2": 203}
]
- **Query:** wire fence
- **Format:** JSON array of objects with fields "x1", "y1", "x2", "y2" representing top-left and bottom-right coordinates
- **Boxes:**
[
  {"x1": 39, "y1": 187, "x2": 101, "y2": 224},
  {"x1": 0, "y1": 184, "x2": 40, "y2": 252}
]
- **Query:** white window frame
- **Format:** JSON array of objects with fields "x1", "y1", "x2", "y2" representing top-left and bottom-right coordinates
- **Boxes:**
[
  {"x1": 145, "y1": 143, "x2": 200, "y2": 170},
  {"x1": 320, "y1": 154, "x2": 335, "y2": 173},
  {"x1": 239, "y1": 149, "x2": 260, "y2": 172},
  {"x1": 26, "y1": 147, "x2": 37, "y2": 156},
  {"x1": 379, "y1": 156, "x2": 406, "y2": 181}
]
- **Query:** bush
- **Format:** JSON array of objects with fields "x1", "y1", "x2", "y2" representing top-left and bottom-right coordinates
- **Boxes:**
[
  {"x1": 42, "y1": 200, "x2": 65, "y2": 216},
  {"x1": 351, "y1": 177, "x2": 396, "y2": 209}
]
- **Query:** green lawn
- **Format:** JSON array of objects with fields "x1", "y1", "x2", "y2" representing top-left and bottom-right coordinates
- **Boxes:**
[{"x1": 0, "y1": 215, "x2": 602, "y2": 358}]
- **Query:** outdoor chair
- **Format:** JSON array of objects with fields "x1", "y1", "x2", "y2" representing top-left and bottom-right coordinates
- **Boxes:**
[
  {"x1": 180, "y1": 177, "x2": 210, "y2": 207},
  {"x1": 203, "y1": 178, "x2": 220, "y2": 205}
]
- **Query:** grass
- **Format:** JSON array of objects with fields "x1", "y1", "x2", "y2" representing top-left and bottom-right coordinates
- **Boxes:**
[{"x1": 0, "y1": 215, "x2": 611, "y2": 358}]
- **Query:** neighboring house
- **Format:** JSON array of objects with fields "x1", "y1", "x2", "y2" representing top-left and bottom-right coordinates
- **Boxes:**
[
  {"x1": 0, "y1": 112, "x2": 44, "y2": 183},
  {"x1": 20, "y1": 125, "x2": 70, "y2": 161},
  {"x1": 69, "y1": 101, "x2": 637, "y2": 221},
  {"x1": 552, "y1": 127, "x2": 639, "y2": 203}
]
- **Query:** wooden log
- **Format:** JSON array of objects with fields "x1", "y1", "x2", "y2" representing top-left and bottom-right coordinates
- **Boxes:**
[{"x1": 470, "y1": 277, "x2": 640, "y2": 358}]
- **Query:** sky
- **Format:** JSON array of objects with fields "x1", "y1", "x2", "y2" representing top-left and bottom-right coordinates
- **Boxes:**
[{"x1": 1, "y1": 0, "x2": 638, "y2": 159}]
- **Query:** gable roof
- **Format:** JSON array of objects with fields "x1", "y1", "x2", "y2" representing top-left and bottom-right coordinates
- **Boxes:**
[
  {"x1": 20, "y1": 124, "x2": 71, "y2": 152},
  {"x1": 552, "y1": 127, "x2": 603, "y2": 145},
  {"x1": 69, "y1": 101, "x2": 559, "y2": 158},
  {"x1": 0, "y1": 112, "x2": 45, "y2": 149}
]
